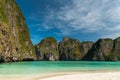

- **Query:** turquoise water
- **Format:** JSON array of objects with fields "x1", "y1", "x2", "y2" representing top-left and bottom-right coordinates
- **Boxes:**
[{"x1": 0, "y1": 61, "x2": 120, "y2": 75}]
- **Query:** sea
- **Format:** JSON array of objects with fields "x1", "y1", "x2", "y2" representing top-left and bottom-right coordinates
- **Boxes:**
[{"x1": 0, "y1": 61, "x2": 120, "y2": 75}]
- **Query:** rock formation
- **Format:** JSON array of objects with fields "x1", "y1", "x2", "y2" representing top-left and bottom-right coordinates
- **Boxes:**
[
  {"x1": 112, "y1": 37, "x2": 120, "y2": 61},
  {"x1": 1, "y1": 0, "x2": 120, "y2": 62},
  {"x1": 0, "y1": 0, "x2": 35, "y2": 62},
  {"x1": 83, "y1": 39, "x2": 116, "y2": 61},
  {"x1": 35, "y1": 37, "x2": 95, "y2": 61},
  {"x1": 59, "y1": 37, "x2": 81, "y2": 60},
  {"x1": 80, "y1": 41, "x2": 94, "y2": 59},
  {"x1": 35, "y1": 37, "x2": 59, "y2": 61}
]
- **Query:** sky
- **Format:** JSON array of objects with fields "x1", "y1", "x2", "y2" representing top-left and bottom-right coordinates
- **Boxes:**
[{"x1": 16, "y1": 0, "x2": 120, "y2": 44}]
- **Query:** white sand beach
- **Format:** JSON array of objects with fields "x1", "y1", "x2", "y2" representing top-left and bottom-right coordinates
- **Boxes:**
[
  {"x1": 40, "y1": 72, "x2": 120, "y2": 80},
  {"x1": 0, "y1": 72, "x2": 120, "y2": 80}
]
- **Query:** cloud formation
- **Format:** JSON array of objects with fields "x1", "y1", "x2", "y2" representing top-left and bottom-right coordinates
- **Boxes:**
[{"x1": 42, "y1": 0, "x2": 120, "y2": 38}]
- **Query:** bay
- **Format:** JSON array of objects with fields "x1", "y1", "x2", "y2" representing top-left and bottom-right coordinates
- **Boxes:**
[{"x1": 0, "y1": 61, "x2": 120, "y2": 75}]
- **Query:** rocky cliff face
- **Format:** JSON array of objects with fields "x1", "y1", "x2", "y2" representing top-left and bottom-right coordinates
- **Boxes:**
[
  {"x1": 112, "y1": 37, "x2": 120, "y2": 61},
  {"x1": 35, "y1": 36, "x2": 120, "y2": 61},
  {"x1": 80, "y1": 41, "x2": 94, "y2": 58},
  {"x1": 1, "y1": 0, "x2": 120, "y2": 62},
  {"x1": 0, "y1": 0, "x2": 35, "y2": 62},
  {"x1": 83, "y1": 38, "x2": 114, "y2": 61},
  {"x1": 59, "y1": 37, "x2": 82, "y2": 60},
  {"x1": 35, "y1": 37, "x2": 94, "y2": 61},
  {"x1": 35, "y1": 37, "x2": 59, "y2": 61}
]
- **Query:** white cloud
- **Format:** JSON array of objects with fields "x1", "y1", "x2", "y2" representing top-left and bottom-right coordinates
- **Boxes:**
[
  {"x1": 29, "y1": 0, "x2": 120, "y2": 38},
  {"x1": 106, "y1": 25, "x2": 120, "y2": 31},
  {"x1": 107, "y1": 6, "x2": 120, "y2": 22},
  {"x1": 31, "y1": 0, "x2": 120, "y2": 39},
  {"x1": 101, "y1": 32, "x2": 120, "y2": 39}
]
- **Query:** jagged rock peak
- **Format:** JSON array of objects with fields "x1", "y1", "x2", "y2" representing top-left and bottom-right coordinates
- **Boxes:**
[
  {"x1": 59, "y1": 37, "x2": 81, "y2": 60},
  {"x1": 36, "y1": 37, "x2": 59, "y2": 61},
  {"x1": 83, "y1": 38, "x2": 114, "y2": 61}
]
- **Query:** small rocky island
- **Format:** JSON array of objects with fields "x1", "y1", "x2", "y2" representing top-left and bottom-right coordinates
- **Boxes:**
[{"x1": 0, "y1": 0, "x2": 120, "y2": 63}]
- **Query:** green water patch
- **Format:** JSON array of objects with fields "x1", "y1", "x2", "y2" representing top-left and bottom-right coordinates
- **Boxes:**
[{"x1": 0, "y1": 61, "x2": 120, "y2": 75}]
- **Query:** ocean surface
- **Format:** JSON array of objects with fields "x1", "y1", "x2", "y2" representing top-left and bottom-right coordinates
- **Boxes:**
[{"x1": 0, "y1": 61, "x2": 120, "y2": 75}]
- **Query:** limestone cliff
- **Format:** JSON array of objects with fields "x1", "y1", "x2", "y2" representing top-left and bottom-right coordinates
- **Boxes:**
[
  {"x1": 58, "y1": 37, "x2": 81, "y2": 60},
  {"x1": 0, "y1": 0, "x2": 35, "y2": 62},
  {"x1": 35, "y1": 37, "x2": 59, "y2": 61},
  {"x1": 112, "y1": 37, "x2": 120, "y2": 61},
  {"x1": 35, "y1": 36, "x2": 120, "y2": 61},
  {"x1": 83, "y1": 38, "x2": 114, "y2": 61},
  {"x1": 80, "y1": 41, "x2": 94, "y2": 58}
]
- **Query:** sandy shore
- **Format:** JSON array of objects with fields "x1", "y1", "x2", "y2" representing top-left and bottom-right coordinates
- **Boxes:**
[
  {"x1": 0, "y1": 72, "x2": 120, "y2": 80},
  {"x1": 40, "y1": 72, "x2": 120, "y2": 80}
]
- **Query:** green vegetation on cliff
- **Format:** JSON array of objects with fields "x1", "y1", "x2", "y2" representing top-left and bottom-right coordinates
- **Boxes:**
[
  {"x1": 59, "y1": 37, "x2": 82, "y2": 60},
  {"x1": 0, "y1": 0, "x2": 8, "y2": 22},
  {"x1": 1, "y1": 0, "x2": 120, "y2": 62},
  {"x1": 82, "y1": 38, "x2": 120, "y2": 61},
  {"x1": 0, "y1": 0, "x2": 35, "y2": 62},
  {"x1": 36, "y1": 37, "x2": 59, "y2": 61}
]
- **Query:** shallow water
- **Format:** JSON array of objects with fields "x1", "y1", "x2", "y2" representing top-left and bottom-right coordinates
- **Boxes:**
[{"x1": 0, "y1": 61, "x2": 120, "y2": 75}]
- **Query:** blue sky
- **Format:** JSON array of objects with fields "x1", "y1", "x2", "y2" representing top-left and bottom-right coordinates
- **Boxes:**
[{"x1": 16, "y1": 0, "x2": 120, "y2": 44}]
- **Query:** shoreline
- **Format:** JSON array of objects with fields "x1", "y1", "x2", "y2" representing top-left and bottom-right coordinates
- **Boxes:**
[
  {"x1": 40, "y1": 71, "x2": 120, "y2": 80},
  {"x1": 0, "y1": 71, "x2": 120, "y2": 80}
]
